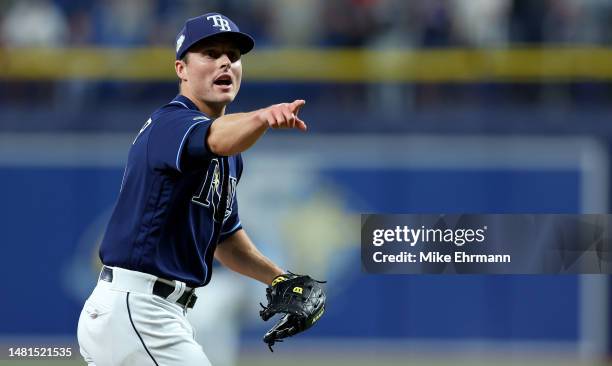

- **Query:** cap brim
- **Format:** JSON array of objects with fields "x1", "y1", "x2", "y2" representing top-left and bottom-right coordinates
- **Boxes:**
[
  {"x1": 184, "y1": 31, "x2": 255, "y2": 57},
  {"x1": 215, "y1": 31, "x2": 255, "y2": 55}
]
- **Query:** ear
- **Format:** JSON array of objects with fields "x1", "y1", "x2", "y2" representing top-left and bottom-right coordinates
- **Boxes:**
[{"x1": 175, "y1": 60, "x2": 187, "y2": 82}]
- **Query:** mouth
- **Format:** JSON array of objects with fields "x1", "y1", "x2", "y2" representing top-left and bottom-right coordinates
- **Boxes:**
[{"x1": 213, "y1": 74, "x2": 233, "y2": 87}]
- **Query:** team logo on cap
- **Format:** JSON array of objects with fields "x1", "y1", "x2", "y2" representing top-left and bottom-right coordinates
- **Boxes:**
[
  {"x1": 206, "y1": 15, "x2": 231, "y2": 31},
  {"x1": 176, "y1": 34, "x2": 185, "y2": 52}
]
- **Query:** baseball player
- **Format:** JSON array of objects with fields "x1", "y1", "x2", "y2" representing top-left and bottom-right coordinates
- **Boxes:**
[{"x1": 76, "y1": 12, "x2": 324, "y2": 366}]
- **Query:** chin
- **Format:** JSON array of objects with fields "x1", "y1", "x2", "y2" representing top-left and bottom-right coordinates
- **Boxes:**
[{"x1": 216, "y1": 94, "x2": 236, "y2": 104}]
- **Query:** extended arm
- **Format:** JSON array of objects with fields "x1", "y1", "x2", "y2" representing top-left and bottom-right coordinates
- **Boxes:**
[
  {"x1": 207, "y1": 100, "x2": 306, "y2": 156},
  {"x1": 214, "y1": 229, "x2": 284, "y2": 285}
]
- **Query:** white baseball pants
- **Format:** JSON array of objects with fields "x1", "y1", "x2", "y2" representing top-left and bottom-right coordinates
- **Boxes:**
[{"x1": 77, "y1": 266, "x2": 211, "y2": 366}]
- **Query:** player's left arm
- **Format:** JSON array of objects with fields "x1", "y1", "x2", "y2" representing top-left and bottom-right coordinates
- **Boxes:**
[
  {"x1": 214, "y1": 229, "x2": 283, "y2": 285},
  {"x1": 217, "y1": 228, "x2": 326, "y2": 351}
]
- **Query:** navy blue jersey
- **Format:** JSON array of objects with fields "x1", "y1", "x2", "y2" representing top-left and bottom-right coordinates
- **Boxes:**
[{"x1": 100, "y1": 95, "x2": 243, "y2": 287}]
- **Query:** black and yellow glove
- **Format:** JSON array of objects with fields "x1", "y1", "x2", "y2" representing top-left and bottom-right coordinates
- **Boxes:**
[{"x1": 259, "y1": 272, "x2": 326, "y2": 351}]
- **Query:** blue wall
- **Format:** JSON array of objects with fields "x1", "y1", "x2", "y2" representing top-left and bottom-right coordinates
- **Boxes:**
[{"x1": 0, "y1": 162, "x2": 581, "y2": 340}]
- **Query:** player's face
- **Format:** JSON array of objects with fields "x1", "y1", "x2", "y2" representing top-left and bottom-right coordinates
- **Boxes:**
[{"x1": 181, "y1": 38, "x2": 243, "y2": 112}]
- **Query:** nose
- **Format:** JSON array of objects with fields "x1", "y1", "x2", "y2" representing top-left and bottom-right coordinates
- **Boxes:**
[{"x1": 218, "y1": 53, "x2": 231, "y2": 69}]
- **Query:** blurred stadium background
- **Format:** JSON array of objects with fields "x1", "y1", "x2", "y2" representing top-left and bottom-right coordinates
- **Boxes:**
[{"x1": 1, "y1": 0, "x2": 612, "y2": 365}]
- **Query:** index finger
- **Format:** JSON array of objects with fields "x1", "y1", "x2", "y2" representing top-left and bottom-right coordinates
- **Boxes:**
[{"x1": 289, "y1": 99, "x2": 305, "y2": 114}]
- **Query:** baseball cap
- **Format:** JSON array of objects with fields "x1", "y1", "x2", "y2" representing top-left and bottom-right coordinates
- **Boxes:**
[{"x1": 175, "y1": 13, "x2": 255, "y2": 60}]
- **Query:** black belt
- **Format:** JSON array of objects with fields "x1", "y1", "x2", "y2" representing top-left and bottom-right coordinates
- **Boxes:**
[{"x1": 99, "y1": 266, "x2": 197, "y2": 309}]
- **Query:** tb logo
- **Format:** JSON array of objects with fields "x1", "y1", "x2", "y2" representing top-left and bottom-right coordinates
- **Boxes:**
[{"x1": 206, "y1": 15, "x2": 231, "y2": 31}]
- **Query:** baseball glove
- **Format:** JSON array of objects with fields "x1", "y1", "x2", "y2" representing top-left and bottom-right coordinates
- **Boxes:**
[{"x1": 259, "y1": 272, "x2": 326, "y2": 351}]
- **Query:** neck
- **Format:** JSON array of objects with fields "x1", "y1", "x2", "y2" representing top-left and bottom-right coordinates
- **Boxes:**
[{"x1": 180, "y1": 89, "x2": 226, "y2": 118}]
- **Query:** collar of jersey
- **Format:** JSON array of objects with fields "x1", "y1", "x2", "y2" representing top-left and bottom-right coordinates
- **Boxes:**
[{"x1": 171, "y1": 94, "x2": 203, "y2": 113}]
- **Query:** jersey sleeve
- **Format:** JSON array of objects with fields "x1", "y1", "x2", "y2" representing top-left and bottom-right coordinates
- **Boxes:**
[
  {"x1": 147, "y1": 110, "x2": 217, "y2": 172},
  {"x1": 236, "y1": 153, "x2": 244, "y2": 182}
]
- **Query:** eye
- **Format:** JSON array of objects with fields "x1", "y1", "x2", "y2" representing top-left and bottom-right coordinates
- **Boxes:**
[
  {"x1": 205, "y1": 49, "x2": 220, "y2": 59},
  {"x1": 229, "y1": 52, "x2": 241, "y2": 63}
]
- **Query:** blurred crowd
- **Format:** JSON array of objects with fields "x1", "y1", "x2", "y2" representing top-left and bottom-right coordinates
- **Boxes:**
[
  {"x1": 2, "y1": 0, "x2": 612, "y2": 48},
  {"x1": 1, "y1": 0, "x2": 611, "y2": 134}
]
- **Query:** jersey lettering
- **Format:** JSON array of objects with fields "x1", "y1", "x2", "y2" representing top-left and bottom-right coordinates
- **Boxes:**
[{"x1": 192, "y1": 159, "x2": 236, "y2": 222}]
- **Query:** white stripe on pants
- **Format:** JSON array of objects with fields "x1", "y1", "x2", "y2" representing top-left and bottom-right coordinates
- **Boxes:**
[{"x1": 77, "y1": 267, "x2": 210, "y2": 366}]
